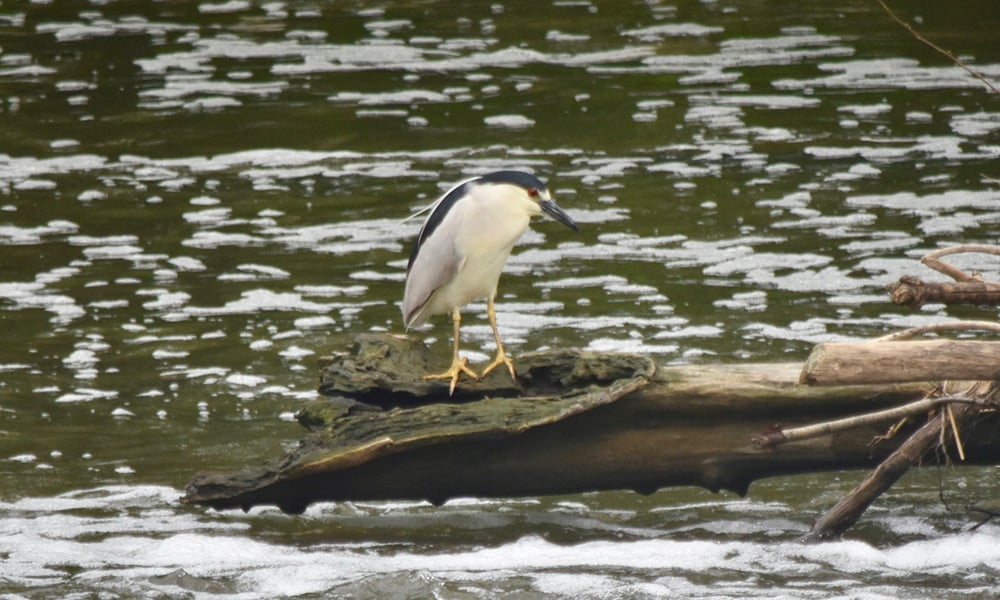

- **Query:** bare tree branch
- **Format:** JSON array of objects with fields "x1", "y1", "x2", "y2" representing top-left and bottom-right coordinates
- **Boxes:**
[
  {"x1": 875, "y1": 320, "x2": 1000, "y2": 342},
  {"x1": 752, "y1": 392, "x2": 992, "y2": 449},
  {"x1": 877, "y1": 0, "x2": 1000, "y2": 96},
  {"x1": 921, "y1": 245, "x2": 1000, "y2": 282}
]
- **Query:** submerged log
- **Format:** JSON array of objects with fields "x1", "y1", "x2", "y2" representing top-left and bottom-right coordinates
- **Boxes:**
[{"x1": 183, "y1": 334, "x2": 1000, "y2": 515}]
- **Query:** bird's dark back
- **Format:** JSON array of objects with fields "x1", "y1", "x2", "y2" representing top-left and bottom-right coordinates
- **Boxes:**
[{"x1": 406, "y1": 181, "x2": 472, "y2": 273}]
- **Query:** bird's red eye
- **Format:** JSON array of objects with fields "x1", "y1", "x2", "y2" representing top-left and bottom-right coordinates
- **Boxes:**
[{"x1": 527, "y1": 188, "x2": 539, "y2": 197}]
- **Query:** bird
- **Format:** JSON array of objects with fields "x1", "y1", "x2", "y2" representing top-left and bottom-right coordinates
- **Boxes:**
[{"x1": 402, "y1": 170, "x2": 579, "y2": 394}]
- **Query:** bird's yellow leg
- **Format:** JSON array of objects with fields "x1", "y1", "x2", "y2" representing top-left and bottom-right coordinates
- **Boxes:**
[
  {"x1": 423, "y1": 307, "x2": 479, "y2": 395},
  {"x1": 480, "y1": 297, "x2": 517, "y2": 381}
]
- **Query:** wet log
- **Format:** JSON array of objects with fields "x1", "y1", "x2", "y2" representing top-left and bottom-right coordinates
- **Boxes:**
[
  {"x1": 183, "y1": 334, "x2": 1000, "y2": 515},
  {"x1": 800, "y1": 340, "x2": 1000, "y2": 386},
  {"x1": 887, "y1": 275, "x2": 1000, "y2": 308}
]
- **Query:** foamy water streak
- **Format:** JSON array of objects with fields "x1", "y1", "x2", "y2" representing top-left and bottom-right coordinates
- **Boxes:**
[{"x1": 2, "y1": 485, "x2": 998, "y2": 598}]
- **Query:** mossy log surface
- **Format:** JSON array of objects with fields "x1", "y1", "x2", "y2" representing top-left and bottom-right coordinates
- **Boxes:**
[{"x1": 183, "y1": 334, "x2": 998, "y2": 514}]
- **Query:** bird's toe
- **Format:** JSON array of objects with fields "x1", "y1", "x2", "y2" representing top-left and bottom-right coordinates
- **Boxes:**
[
  {"x1": 480, "y1": 352, "x2": 516, "y2": 382},
  {"x1": 423, "y1": 356, "x2": 479, "y2": 395}
]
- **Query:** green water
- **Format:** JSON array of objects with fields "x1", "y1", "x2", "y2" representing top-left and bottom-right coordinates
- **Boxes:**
[{"x1": 2, "y1": 0, "x2": 1000, "y2": 597}]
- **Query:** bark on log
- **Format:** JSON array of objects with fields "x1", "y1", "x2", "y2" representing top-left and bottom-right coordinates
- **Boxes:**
[
  {"x1": 887, "y1": 275, "x2": 1000, "y2": 308},
  {"x1": 800, "y1": 340, "x2": 1000, "y2": 386},
  {"x1": 183, "y1": 334, "x2": 1000, "y2": 514}
]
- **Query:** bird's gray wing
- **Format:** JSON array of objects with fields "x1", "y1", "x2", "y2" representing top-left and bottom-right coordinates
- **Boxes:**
[
  {"x1": 402, "y1": 226, "x2": 465, "y2": 327},
  {"x1": 402, "y1": 178, "x2": 480, "y2": 327}
]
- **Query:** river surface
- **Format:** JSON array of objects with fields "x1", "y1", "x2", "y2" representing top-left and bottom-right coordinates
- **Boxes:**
[{"x1": 2, "y1": 0, "x2": 1000, "y2": 598}]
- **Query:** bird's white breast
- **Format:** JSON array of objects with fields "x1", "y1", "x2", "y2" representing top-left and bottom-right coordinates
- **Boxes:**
[
  {"x1": 441, "y1": 186, "x2": 537, "y2": 298},
  {"x1": 419, "y1": 183, "x2": 538, "y2": 317}
]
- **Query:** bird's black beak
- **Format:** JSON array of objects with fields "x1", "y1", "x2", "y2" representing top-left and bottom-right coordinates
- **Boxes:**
[{"x1": 540, "y1": 200, "x2": 580, "y2": 232}]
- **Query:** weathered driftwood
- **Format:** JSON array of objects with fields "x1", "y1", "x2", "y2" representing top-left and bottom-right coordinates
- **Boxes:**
[
  {"x1": 183, "y1": 334, "x2": 1000, "y2": 514},
  {"x1": 795, "y1": 332, "x2": 1000, "y2": 540},
  {"x1": 887, "y1": 275, "x2": 1000, "y2": 308},
  {"x1": 887, "y1": 245, "x2": 1000, "y2": 307},
  {"x1": 800, "y1": 340, "x2": 1000, "y2": 385}
]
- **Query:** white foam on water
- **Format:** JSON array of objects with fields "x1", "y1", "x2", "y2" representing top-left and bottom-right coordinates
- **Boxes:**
[
  {"x1": 160, "y1": 366, "x2": 229, "y2": 379},
  {"x1": 840, "y1": 234, "x2": 919, "y2": 256},
  {"x1": 547, "y1": 30, "x2": 591, "y2": 43},
  {"x1": 536, "y1": 275, "x2": 628, "y2": 289},
  {"x1": 837, "y1": 102, "x2": 893, "y2": 117},
  {"x1": 249, "y1": 339, "x2": 273, "y2": 351},
  {"x1": 277, "y1": 345, "x2": 315, "y2": 360},
  {"x1": 329, "y1": 89, "x2": 449, "y2": 105},
  {"x1": 54, "y1": 387, "x2": 118, "y2": 403},
  {"x1": 36, "y1": 16, "x2": 195, "y2": 43},
  {"x1": 772, "y1": 211, "x2": 877, "y2": 232},
  {"x1": 949, "y1": 111, "x2": 1000, "y2": 136},
  {"x1": 0, "y1": 221, "x2": 79, "y2": 245},
  {"x1": 626, "y1": 32, "x2": 853, "y2": 78},
  {"x1": 586, "y1": 338, "x2": 680, "y2": 354},
  {"x1": 0, "y1": 478, "x2": 997, "y2": 598},
  {"x1": 225, "y1": 373, "x2": 267, "y2": 387},
  {"x1": 219, "y1": 264, "x2": 291, "y2": 282},
  {"x1": 151, "y1": 349, "x2": 189, "y2": 360},
  {"x1": 686, "y1": 104, "x2": 745, "y2": 129},
  {"x1": 265, "y1": 219, "x2": 409, "y2": 255},
  {"x1": 647, "y1": 161, "x2": 715, "y2": 177},
  {"x1": 774, "y1": 58, "x2": 1000, "y2": 91},
  {"x1": 181, "y1": 230, "x2": 265, "y2": 249},
  {"x1": 620, "y1": 23, "x2": 724, "y2": 41},
  {"x1": 7, "y1": 453, "x2": 37, "y2": 463},
  {"x1": 703, "y1": 252, "x2": 832, "y2": 277},
  {"x1": 847, "y1": 189, "x2": 1000, "y2": 211},
  {"x1": 484, "y1": 114, "x2": 536, "y2": 129},
  {"x1": 742, "y1": 319, "x2": 858, "y2": 344},
  {"x1": 182, "y1": 207, "x2": 233, "y2": 225},
  {"x1": 62, "y1": 349, "x2": 99, "y2": 368},
  {"x1": 142, "y1": 291, "x2": 191, "y2": 311},
  {"x1": 294, "y1": 284, "x2": 368, "y2": 297},
  {"x1": 183, "y1": 288, "x2": 337, "y2": 316},
  {"x1": 166, "y1": 256, "x2": 207, "y2": 271},
  {"x1": 198, "y1": 0, "x2": 250, "y2": 14},
  {"x1": 693, "y1": 94, "x2": 821, "y2": 110}
]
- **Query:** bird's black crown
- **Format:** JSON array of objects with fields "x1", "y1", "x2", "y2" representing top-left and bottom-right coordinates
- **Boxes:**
[{"x1": 477, "y1": 170, "x2": 548, "y2": 194}]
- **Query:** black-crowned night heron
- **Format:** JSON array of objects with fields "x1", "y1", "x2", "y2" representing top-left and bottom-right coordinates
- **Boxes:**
[{"x1": 402, "y1": 170, "x2": 579, "y2": 394}]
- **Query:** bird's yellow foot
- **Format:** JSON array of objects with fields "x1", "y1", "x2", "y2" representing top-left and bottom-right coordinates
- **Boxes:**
[
  {"x1": 480, "y1": 350, "x2": 516, "y2": 382},
  {"x1": 423, "y1": 356, "x2": 480, "y2": 395}
]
